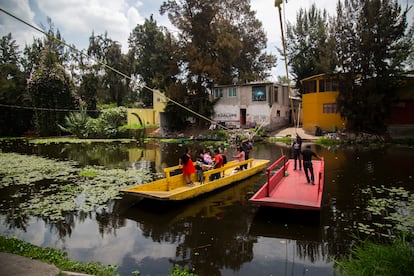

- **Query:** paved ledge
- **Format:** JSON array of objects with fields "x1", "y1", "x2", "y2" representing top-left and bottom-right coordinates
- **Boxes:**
[{"x1": 0, "y1": 252, "x2": 92, "y2": 276}]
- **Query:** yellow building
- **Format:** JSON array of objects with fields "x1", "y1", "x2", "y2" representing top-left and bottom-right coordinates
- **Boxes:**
[
  {"x1": 127, "y1": 90, "x2": 168, "y2": 126},
  {"x1": 301, "y1": 74, "x2": 345, "y2": 133}
]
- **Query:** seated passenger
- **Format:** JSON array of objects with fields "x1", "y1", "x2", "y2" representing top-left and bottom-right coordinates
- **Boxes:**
[{"x1": 203, "y1": 150, "x2": 213, "y2": 165}]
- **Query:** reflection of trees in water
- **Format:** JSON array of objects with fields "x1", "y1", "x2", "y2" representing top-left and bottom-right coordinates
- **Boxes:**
[
  {"x1": 62, "y1": 144, "x2": 131, "y2": 168},
  {"x1": 131, "y1": 200, "x2": 257, "y2": 275},
  {"x1": 6, "y1": 142, "x2": 135, "y2": 168},
  {"x1": 296, "y1": 241, "x2": 328, "y2": 263},
  {"x1": 1, "y1": 184, "x2": 30, "y2": 231}
]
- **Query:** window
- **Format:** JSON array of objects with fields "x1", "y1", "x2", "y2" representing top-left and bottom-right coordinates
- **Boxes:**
[
  {"x1": 319, "y1": 80, "x2": 325, "y2": 92},
  {"x1": 323, "y1": 103, "x2": 337, "y2": 113},
  {"x1": 214, "y1": 88, "x2": 223, "y2": 98},
  {"x1": 274, "y1": 89, "x2": 279, "y2": 103},
  {"x1": 320, "y1": 78, "x2": 339, "y2": 92},
  {"x1": 303, "y1": 81, "x2": 316, "y2": 94},
  {"x1": 228, "y1": 87, "x2": 237, "y2": 97},
  {"x1": 252, "y1": 86, "x2": 266, "y2": 101}
]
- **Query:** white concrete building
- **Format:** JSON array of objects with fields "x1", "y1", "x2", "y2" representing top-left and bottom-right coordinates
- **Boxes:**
[{"x1": 211, "y1": 82, "x2": 298, "y2": 130}]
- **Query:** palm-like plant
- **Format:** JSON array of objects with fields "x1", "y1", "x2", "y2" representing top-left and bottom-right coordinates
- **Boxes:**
[{"x1": 59, "y1": 107, "x2": 89, "y2": 138}]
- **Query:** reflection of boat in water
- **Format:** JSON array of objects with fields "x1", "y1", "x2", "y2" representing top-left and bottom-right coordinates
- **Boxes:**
[
  {"x1": 122, "y1": 159, "x2": 269, "y2": 201},
  {"x1": 249, "y1": 207, "x2": 322, "y2": 242},
  {"x1": 249, "y1": 156, "x2": 325, "y2": 211}
]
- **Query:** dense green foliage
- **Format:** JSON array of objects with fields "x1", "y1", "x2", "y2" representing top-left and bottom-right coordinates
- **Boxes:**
[
  {"x1": 1, "y1": 1, "x2": 276, "y2": 135},
  {"x1": 1, "y1": 1, "x2": 413, "y2": 136},
  {"x1": 129, "y1": 15, "x2": 180, "y2": 107},
  {"x1": 286, "y1": 4, "x2": 336, "y2": 90},
  {"x1": 59, "y1": 106, "x2": 128, "y2": 138},
  {"x1": 0, "y1": 33, "x2": 33, "y2": 136},
  {"x1": 334, "y1": 0, "x2": 413, "y2": 133},
  {"x1": 335, "y1": 237, "x2": 414, "y2": 276},
  {"x1": 286, "y1": 0, "x2": 413, "y2": 134}
]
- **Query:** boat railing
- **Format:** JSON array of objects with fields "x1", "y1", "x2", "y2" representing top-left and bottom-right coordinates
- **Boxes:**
[
  {"x1": 317, "y1": 157, "x2": 325, "y2": 195},
  {"x1": 163, "y1": 165, "x2": 183, "y2": 179},
  {"x1": 162, "y1": 159, "x2": 254, "y2": 188},
  {"x1": 266, "y1": 155, "x2": 287, "y2": 196},
  {"x1": 202, "y1": 159, "x2": 254, "y2": 184}
]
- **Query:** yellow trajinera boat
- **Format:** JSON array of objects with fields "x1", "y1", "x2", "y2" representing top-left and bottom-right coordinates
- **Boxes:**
[{"x1": 122, "y1": 159, "x2": 270, "y2": 201}]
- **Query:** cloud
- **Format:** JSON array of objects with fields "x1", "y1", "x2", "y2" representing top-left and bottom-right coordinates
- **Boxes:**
[
  {"x1": 33, "y1": 0, "x2": 146, "y2": 52},
  {"x1": 0, "y1": 0, "x2": 42, "y2": 48},
  {"x1": 251, "y1": 0, "x2": 338, "y2": 78}
]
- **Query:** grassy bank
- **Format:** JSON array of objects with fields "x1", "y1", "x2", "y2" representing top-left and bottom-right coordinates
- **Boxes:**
[
  {"x1": 335, "y1": 236, "x2": 414, "y2": 275},
  {"x1": 0, "y1": 236, "x2": 119, "y2": 275},
  {"x1": 0, "y1": 236, "x2": 198, "y2": 276}
]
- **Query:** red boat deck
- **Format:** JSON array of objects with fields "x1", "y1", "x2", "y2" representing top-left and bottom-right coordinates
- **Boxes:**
[{"x1": 249, "y1": 156, "x2": 325, "y2": 211}]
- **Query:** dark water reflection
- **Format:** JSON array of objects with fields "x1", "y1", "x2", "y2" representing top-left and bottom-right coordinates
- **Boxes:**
[{"x1": 0, "y1": 140, "x2": 413, "y2": 275}]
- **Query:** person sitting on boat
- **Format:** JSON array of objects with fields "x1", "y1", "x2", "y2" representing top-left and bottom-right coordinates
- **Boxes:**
[
  {"x1": 301, "y1": 144, "x2": 322, "y2": 185},
  {"x1": 195, "y1": 151, "x2": 208, "y2": 184},
  {"x1": 233, "y1": 146, "x2": 245, "y2": 171},
  {"x1": 210, "y1": 149, "x2": 224, "y2": 181},
  {"x1": 291, "y1": 134, "x2": 302, "y2": 170},
  {"x1": 241, "y1": 139, "x2": 252, "y2": 169},
  {"x1": 180, "y1": 147, "x2": 196, "y2": 186},
  {"x1": 219, "y1": 143, "x2": 228, "y2": 165},
  {"x1": 203, "y1": 150, "x2": 214, "y2": 166}
]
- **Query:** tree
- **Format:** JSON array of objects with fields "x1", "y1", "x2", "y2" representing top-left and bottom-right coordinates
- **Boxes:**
[
  {"x1": 334, "y1": 0, "x2": 413, "y2": 133},
  {"x1": 78, "y1": 73, "x2": 99, "y2": 115},
  {"x1": 160, "y1": 0, "x2": 276, "y2": 125},
  {"x1": 161, "y1": 0, "x2": 275, "y2": 85},
  {"x1": 87, "y1": 32, "x2": 130, "y2": 106},
  {"x1": 128, "y1": 15, "x2": 180, "y2": 107},
  {"x1": 27, "y1": 49, "x2": 78, "y2": 136},
  {"x1": 22, "y1": 17, "x2": 69, "y2": 78},
  {"x1": 0, "y1": 33, "x2": 33, "y2": 136},
  {"x1": 285, "y1": 4, "x2": 336, "y2": 91}
]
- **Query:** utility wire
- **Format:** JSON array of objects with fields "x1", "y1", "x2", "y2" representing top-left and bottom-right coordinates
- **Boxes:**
[
  {"x1": 0, "y1": 7, "x2": 226, "y2": 129},
  {"x1": 0, "y1": 103, "x2": 100, "y2": 112}
]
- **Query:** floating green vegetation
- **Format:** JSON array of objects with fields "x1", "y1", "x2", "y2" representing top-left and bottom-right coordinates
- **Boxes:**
[
  {"x1": 79, "y1": 169, "x2": 98, "y2": 178},
  {"x1": 0, "y1": 152, "x2": 152, "y2": 222},
  {"x1": 169, "y1": 264, "x2": 198, "y2": 276},
  {"x1": 29, "y1": 138, "x2": 136, "y2": 145},
  {"x1": 0, "y1": 152, "x2": 79, "y2": 188},
  {"x1": 0, "y1": 236, "x2": 120, "y2": 276},
  {"x1": 314, "y1": 137, "x2": 341, "y2": 146},
  {"x1": 268, "y1": 137, "x2": 293, "y2": 144},
  {"x1": 358, "y1": 186, "x2": 414, "y2": 238}
]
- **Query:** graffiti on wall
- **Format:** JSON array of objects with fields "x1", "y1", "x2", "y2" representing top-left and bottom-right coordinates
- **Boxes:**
[{"x1": 216, "y1": 113, "x2": 238, "y2": 119}]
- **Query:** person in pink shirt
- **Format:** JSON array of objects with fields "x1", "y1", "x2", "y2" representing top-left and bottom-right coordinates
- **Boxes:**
[{"x1": 233, "y1": 146, "x2": 245, "y2": 170}]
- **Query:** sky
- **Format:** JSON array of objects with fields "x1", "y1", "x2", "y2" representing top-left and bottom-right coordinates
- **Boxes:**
[{"x1": 0, "y1": 0, "x2": 413, "y2": 80}]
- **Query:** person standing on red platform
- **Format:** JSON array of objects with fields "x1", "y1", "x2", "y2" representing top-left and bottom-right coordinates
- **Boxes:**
[{"x1": 301, "y1": 145, "x2": 322, "y2": 184}]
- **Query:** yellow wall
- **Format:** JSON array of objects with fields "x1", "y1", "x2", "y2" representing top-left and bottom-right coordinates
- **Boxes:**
[
  {"x1": 302, "y1": 91, "x2": 345, "y2": 133},
  {"x1": 127, "y1": 109, "x2": 157, "y2": 125},
  {"x1": 127, "y1": 90, "x2": 167, "y2": 125}
]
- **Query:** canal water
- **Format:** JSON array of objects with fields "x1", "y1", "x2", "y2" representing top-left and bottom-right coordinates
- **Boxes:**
[{"x1": 0, "y1": 140, "x2": 413, "y2": 276}]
